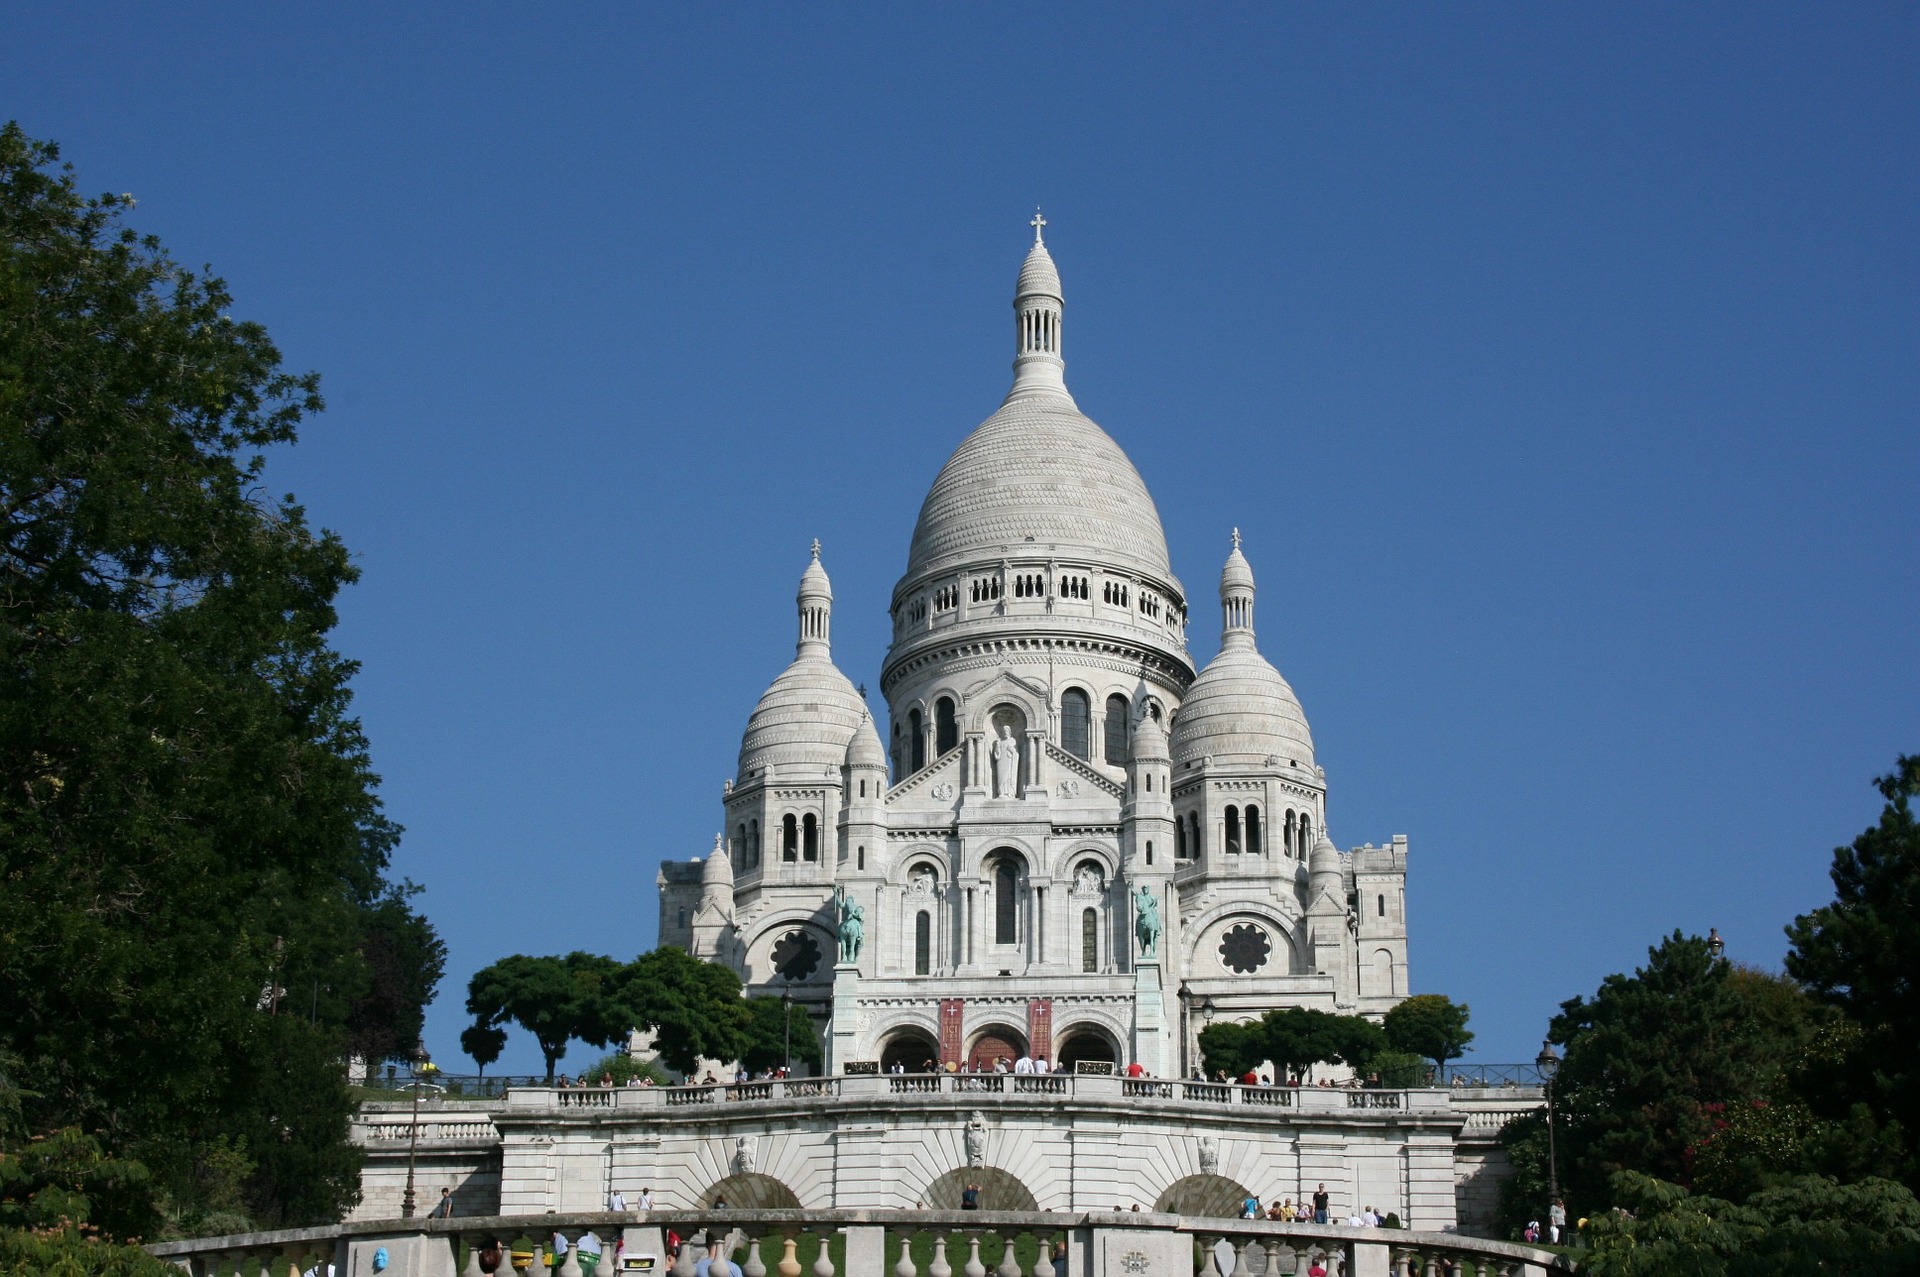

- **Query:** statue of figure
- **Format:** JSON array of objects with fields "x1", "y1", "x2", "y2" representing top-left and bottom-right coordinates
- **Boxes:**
[
  {"x1": 734, "y1": 1135, "x2": 757, "y2": 1175},
  {"x1": 835, "y1": 886, "x2": 865, "y2": 965},
  {"x1": 1074, "y1": 864, "x2": 1102, "y2": 896},
  {"x1": 1198, "y1": 1136, "x2": 1219, "y2": 1176},
  {"x1": 965, "y1": 1111, "x2": 987, "y2": 1168},
  {"x1": 1133, "y1": 885, "x2": 1161, "y2": 959},
  {"x1": 990, "y1": 724, "x2": 1021, "y2": 799}
]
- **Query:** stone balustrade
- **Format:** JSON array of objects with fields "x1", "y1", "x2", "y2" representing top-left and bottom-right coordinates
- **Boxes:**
[{"x1": 148, "y1": 1209, "x2": 1574, "y2": 1277}]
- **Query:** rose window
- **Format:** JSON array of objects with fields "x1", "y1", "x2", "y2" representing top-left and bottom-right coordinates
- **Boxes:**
[
  {"x1": 1219, "y1": 923, "x2": 1271, "y2": 974},
  {"x1": 772, "y1": 929, "x2": 822, "y2": 982}
]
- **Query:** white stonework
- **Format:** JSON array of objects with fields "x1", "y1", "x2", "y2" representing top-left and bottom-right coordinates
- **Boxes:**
[{"x1": 657, "y1": 224, "x2": 1411, "y2": 1074}]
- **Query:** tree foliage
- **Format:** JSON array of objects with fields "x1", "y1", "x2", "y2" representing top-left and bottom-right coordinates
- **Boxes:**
[
  {"x1": 0, "y1": 123, "x2": 441, "y2": 1236},
  {"x1": 1382, "y1": 994, "x2": 1473, "y2": 1069},
  {"x1": 1198, "y1": 1007, "x2": 1385, "y2": 1080},
  {"x1": 738, "y1": 996, "x2": 824, "y2": 1076},
  {"x1": 1785, "y1": 754, "x2": 1920, "y2": 1189},
  {"x1": 465, "y1": 953, "x2": 626, "y2": 1082}
]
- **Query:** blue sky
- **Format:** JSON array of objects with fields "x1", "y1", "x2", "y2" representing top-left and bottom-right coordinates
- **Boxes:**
[{"x1": 8, "y1": 4, "x2": 1915, "y2": 1076}]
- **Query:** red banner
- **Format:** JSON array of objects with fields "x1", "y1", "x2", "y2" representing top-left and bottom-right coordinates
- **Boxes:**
[
  {"x1": 939, "y1": 998, "x2": 965, "y2": 1066},
  {"x1": 1027, "y1": 998, "x2": 1053, "y2": 1061}
]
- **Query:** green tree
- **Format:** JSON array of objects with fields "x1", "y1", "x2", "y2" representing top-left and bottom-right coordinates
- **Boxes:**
[
  {"x1": 460, "y1": 1025, "x2": 508, "y2": 1077},
  {"x1": 1382, "y1": 994, "x2": 1474, "y2": 1071},
  {"x1": 465, "y1": 953, "x2": 625, "y2": 1082},
  {"x1": 738, "y1": 997, "x2": 824, "y2": 1075},
  {"x1": 1196, "y1": 1021, "x2": 1264, "y2": 1078},
  {"x1": 0, "y1": 123, "x2": 439, "y2": 1234},
  {"x1": 1785, "y1": 754, "x2": 1920, "y2": 1191},
  {"x1": 611, "y1": 947, "x2": 754, "y2": 1077},
  {"x1": 1262, "y1": 1007, "x2": 1381, "y2": 1080}
]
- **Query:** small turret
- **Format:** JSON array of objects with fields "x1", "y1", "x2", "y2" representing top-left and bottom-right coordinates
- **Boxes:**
[
  {"x1": 1008, "y1": 210, "x2": 1070, "y2": 401},
  {"x1": 797, "y1": 538, "x2": 832, "y2": 656}
]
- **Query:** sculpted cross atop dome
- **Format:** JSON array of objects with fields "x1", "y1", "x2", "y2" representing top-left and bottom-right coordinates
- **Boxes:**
[{"x1": 1030, "y1": 208, "x2": 1046, "y2": 244}]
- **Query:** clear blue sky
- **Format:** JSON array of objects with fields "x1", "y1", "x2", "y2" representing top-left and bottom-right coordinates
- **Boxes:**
[{"x1": 8, "y1": 4, "x2": 1915, "y2": 1076}]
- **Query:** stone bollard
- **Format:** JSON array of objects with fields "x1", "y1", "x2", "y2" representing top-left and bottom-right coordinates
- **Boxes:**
[
  {"x1": 812, "y1": 1235, "x2": 834, "y2": 1277},
  {"x1": 962, "y1": 1236, "x2": 986, "y2": 1277},
  {"x1": 775, "y1": 1236, "x2": 801, "y2": 1277},
  {"x1": 1030, "y1": 1239, "x2": 1054, "y2": 1277},
  {"x1": 743, "y1": 1239, "x2": 767, "y2": 1277},
  {"x1": 895, "y1": 1234, "x2": 919, "y2": 1277},
  {"x1": 994, "y1": 1233, "x2": 1021, "y2": 1277},
  {"x1": 928, "y1": 1236, "x2": 952, "y2": 1277}
]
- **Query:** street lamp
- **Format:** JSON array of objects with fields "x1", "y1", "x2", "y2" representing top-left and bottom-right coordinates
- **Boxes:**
[
  {"x1": 1707, "y1": 928, "x2": 1725, "y2": 960},
  {"x1": 401, "y1": 1042, "x2": 433, "y2": 1218},
  {"x1": 1176, "y1": 983, "x2": 1191, "y2": 1079},
  {"x1": 781, "y1": 988, "x2": 792, "y2": 1076},
  {"x1": 1536, "y1": 1040, "x2": 1561, "y2": 1235}
]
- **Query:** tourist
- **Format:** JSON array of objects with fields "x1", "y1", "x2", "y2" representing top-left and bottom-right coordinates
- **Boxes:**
[
  {"x1": 1241, "y1": 1194, "x2": 1259, "y2": 1219},
  {"x1": 1361, "y1": 1205, "x2": 1378, "y2": 1227},
  {"x1": 1307, "y1": 1256, "x2": 1327, "y2": 1277},
  {"x1": 1125, "y1": 1060, "x2": 1146, "y2": 1079},
  {"x1": 1549, "y1": 1198, "x2": 1567, "y2": 1244},
  {"x1": 599, "y1": 1072, "x2": 614, "y2": 1088},
  {"x1": 1240, "y1": 1069, "x2": 1259, "y2": 1086},
  {"x1": 608, "y1": 1187, "x2": 627, "y2": 1212},
  {"x1": 431, "y1": 1187, "x2": 455, "y2": 1219},
  {"x1": 1269, "y1": 1200, "x2": 1288, "y2": 1221},
  {"x1": 1014, "y1": 1052, "x2": 1034, "y2": 1074},
  {"x1": 961, "y1": 1182, "x2": 981, "y2": 1211},
  {"x1": 557, "y1": 1076, "x2": 571, "y2": 1090},
  {"x1": 993, "y1": 1056, "x2": 1010, "y2": 1074},
  {"x1": 637, "y1": 1187, "x2": 653, "y2": 1211},
  {"x1": 1312, "y1": 1184, "x2": 1330, "y2": 1224},
  {"x1": 1034, "y1": 1055, "x2": 1050, "y2": 1074},
  {"x1": 625, "y1": 1074, "x2": 643, "y2": 1088},
  {"x1": 735, "y1": 1067, "x2": 749, "y2": 1083}
]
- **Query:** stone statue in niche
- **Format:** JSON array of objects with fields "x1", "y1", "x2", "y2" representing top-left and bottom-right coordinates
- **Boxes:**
[
  {"x1": 1198, "y1": 1136, "x2": 1218, "y2": 1176},
  {"x1": 1074, "y1": 864, "x2": 1103, "y2": 896},
  {"x1": 834, "y1": 885, "x2": 865, "y2": 964},
  {"x1": 991, "y1": 725, "x2": 1021, "y2": 798},
  {"x1": 965, "y1": 1111, "x2": 987, "y2": 1168},
  {"x1": 735, "y1": 1135, "x2": 757, "y2": 1175},
  {"x1": 910, "y1": 867, "x2": 937, "y2": 898}
]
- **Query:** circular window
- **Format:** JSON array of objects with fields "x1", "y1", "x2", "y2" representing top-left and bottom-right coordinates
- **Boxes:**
[
  {"x1": 772, "y1": 929, "x2": 822, "y2": 982},
  {"x1": 1219, "y1": 923, "x2": 1271, "y2": 974}
]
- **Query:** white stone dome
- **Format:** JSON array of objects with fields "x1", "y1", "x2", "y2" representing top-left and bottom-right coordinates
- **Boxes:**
[
  {"x1": 1170, "y1": 646, "x2": 1315, "y2": 770},
  {"x1": 904, "y1": 394, "x2": 1175, "y2": 583},
  {"x1": 738, "y1": 656, "x2": 866, "y2": 778},
  {"x1": 845, "y1": 711, "x2": 887, "y2": 769}
]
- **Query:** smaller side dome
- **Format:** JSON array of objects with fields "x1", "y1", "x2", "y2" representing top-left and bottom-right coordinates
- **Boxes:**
[
  {"x1": 1172, "y1": 538, "x2": 1313, "y2": 769},
  {"x1": 739, "y1": 547, "x2": 866, "y2": 777},
  {"x1": 845, "y1": 711, "x2": 887, "y2": 771},
  {"x1": 1017, "y1": 236, "x2": 1062, "y2": 301},
  {"x1": 1220, "y1": 529, "x2": 1254, "y2": 594},
  {"x1": 702, "y1": 833, "x2": 734, "y2": 889},
  {"x1": 1131, "y1": 708, "x2": 1170, "y2": 762}
]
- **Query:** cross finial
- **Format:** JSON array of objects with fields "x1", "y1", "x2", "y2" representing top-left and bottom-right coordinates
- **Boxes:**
[
  {"x1": 1030, "y1": 208, "x2": 1046, "y2": 244},
  {"x1": 1231, "y1": 527, "x2": 1242, "y2": 551},
  {"x1": 810, "y1": 537, "x2": 821, "y2": 561}
]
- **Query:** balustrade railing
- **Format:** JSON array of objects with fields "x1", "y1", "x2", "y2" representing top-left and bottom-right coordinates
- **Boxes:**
[{"x1": 147, "y1": 1209, "x2": 1574, "y2": 1277}]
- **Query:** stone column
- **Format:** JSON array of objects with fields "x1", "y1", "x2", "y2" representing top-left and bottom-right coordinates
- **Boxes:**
[
  {"x1": 1024, "y1": 730, "x2": 1045, "y2": 792},
  {"x1": 1132, "y1": 959, "x2": 1165, "y2": 1077},
  {"x1": 829, "y1": 963, "x2": 861, "y2": 1071}
]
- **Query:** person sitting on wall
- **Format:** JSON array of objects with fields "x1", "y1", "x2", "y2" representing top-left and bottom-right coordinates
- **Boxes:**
[
  {"x1": 1126, "y1": 1061, "x2": 1146, "y2": 1078},
  {"x1": 961, "y1": 1183, "x2": 981, "y2": 1210}
]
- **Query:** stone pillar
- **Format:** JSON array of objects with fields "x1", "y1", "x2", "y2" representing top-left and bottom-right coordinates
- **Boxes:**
[
  {"x1": 829, "y1": 963, "x2": 861, "y2": 1071},
  {"x1": 1024, "y1": 730, "x2": 1046, "y2": 793},
  {"x1": 1132, "y1": 959, "x2": 1166, "y2": 1077},
  {"x1": 842, "y1": 1225, "x2": 886, "y2": 1274}
]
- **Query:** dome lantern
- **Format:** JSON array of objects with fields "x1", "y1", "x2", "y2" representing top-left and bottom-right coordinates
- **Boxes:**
[{"x1": 1009, "y1": 209, "x2": 1068, "y2": 400}]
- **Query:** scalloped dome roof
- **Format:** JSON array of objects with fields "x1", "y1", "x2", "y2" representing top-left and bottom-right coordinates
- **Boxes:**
[
  {"x1": 738, "y1": 657, "x2": 866, "y2": 777},
  {"x1": 1170, "y1": 646, "x2": 1315, "y2": 769},
  {"x1": 905, "y1": 395, "x2": 1175, "y2": 582}
]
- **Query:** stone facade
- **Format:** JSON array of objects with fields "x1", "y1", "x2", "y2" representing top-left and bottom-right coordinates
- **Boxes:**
[{"x1": 657, "y1": 224, "x2": 1411, "y2": 1075}]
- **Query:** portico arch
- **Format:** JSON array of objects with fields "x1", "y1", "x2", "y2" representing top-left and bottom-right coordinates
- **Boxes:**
[
  {"x1": 920, "y1": 1167, "x2": 1038, "y2": 1211},
  {"x1": 698, "y1": 1173, "x2": 802, "y2": 1210},
  {"x1": 1154, "y1": 1173, "x2": 1256, "y2": 1219},
  {"x1": 965, "y1": 1024, "x2": 1027, "y2": 1072},
  {"x1": 1053, "y1": 1024, "x2": 1119, "y2": 1070},
  {"x1": 879, "y1": 1026, "x2": 940, "y2": 1073}
]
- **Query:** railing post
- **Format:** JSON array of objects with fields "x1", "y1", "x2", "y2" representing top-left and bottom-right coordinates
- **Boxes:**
[
  {"x1": 994, "y1": 1232, "x2": 1021, "y2": 1277},
  {"x1": 1197, "y1": 1237, "x2": 1222, "y2": 1277},
  {"x1": 894, "y1": 1233, "x2": 919, "y2": 1277},
  {"x1": 775, "y1": 1236, "x2": 801, "y2": 1277},
  {"x1": 962, "y1": 1234, "x2": 986, "y2": 1277},
  {"x1": 928, "y1": 1236, "x2": 952, "y2": 1277},
  {"x1": 812, "y1": 1234, "x2": 835, "y2": 1277}
]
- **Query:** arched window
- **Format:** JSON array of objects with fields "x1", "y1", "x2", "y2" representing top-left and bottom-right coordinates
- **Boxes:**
[
  {"x1": 1081, "y1": 908, "x2": 1098, "y2": 973},
  {"x1": 1378, "y1": 893, "x2": 1386, "y2": 918},
  {"x1": 857, "y1": 846, "x2": 865, "y2": 871},
  {"x1": 1145, "y1": 840, "x2": 1154, "y2": 866},
  {"x1": 1300, "y1": 814, "x2": 1312, "y2": 854},
  {"x1": 1284, "y1": 810, "x2": 1295, "y2": 857},
  {"x1": 1104, "y1": 694, "x2": 1131, "y2": 763},
  {"x1": 749, "y1": 819, "x2": 760, "y2": 868},
  {"x1": 935, "y1": 697, "x2": 958, "y2": 756},
  {"x1": 735, "y1": 824, "x2": 747, "y2": 870},
  {"x1": 1188, "y1": 812, "x2": 1202, "y2": 858},
  {"x1": 802, "y1": 813, "x2": 818, "y2": 862},
  {"x1": 1175, "y1": 816, "x2": 1187, "y2": 860},
  {"x1": 995, "y1": 860, "x2": 1019, "y2": 945},
  {"x1": 782, "y1": 814, "x2": 798, "y2": 862},
  {"x1": 915, "y1": 912, "x2": 932, "y2": 975},
  {"x1": 908, "y1": 708, "x2": 926, "y2": 773},
  {"x1": 1225, "y1": 805, "x2": 1242, "y2": 854},
  {"x1": 1060, "y1": 689, "x2": 1091, "y2": 760},
  {"x1": 1246, "y1": 805, "x2": 1262, "y2": 854}
]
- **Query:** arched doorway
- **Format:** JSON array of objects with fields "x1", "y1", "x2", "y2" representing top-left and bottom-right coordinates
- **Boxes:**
[
  {"x1": 1155, "y1": 1173, "x2": 1255, "y2": 1218},
  {"x1": 920, "y1": 1167, "x2": 1039, "y2": 1211},
  {"x1": 966, "y1": 1025, "x2": 1027, "y2": 1072},
  {"x1": 1055, "y1": 1025, "x2": 1118, "y2": 1071},
  {"x1": 879, "y1": 1027, "x2": 940, "y2": 1073},
  {"x1": 699, "y1": 1173, "x2": 802, "y2": 1210}
]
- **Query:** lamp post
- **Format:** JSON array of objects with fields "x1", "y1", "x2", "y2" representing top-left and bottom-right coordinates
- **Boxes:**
[
  {"x1": 401, "y1": 1042, "x2": 433, "y2": 1218},
  {"x1": 1707, "y1": 928, "x2": 1725, "y2": 960},
  {"x1": 1536, "y1": 1040, "x2": 1561, "y2": 1234},
  {"x1": 1177, "y1": 983, "x2": 1191, "y2": 1079},
  {"x1": 782, "y1": 988, "x2": 792, "y2": 1076}
]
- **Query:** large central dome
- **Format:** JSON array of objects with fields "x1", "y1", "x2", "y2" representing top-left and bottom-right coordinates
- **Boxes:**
[
  {"x1": 905, "y1": 394, "x2": 1175, "y2": 582},
  {"x1": 902, "y1": 230, "x2": 1174, "y2": 585}
]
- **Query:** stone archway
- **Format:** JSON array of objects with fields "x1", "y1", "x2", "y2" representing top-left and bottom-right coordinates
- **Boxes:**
[
  {"x1": 920, "y1": 1166, "x2": 1039, "y2": 1211},
  {"x1": 1154, "y1": 1173, "x2": 1255, "y2": 1219},
  {"x1": 966, "y1": 1024, "x2": 1027, "y2": 1072},
  {"x1": 698, "y1": 1173, "x2": 801, "y2": 1210},
  {"x1": 880, "y1": 1026, "x2": 940, "y2": 1073},
  {"x1": 1054, "y1": 1024, "x2": 1118, "y2": 1070}
]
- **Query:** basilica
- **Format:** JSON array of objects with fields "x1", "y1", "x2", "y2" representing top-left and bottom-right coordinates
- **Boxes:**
[{"x1": 657, "y1": 221, "x2": 1410, "y2": 1078}]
